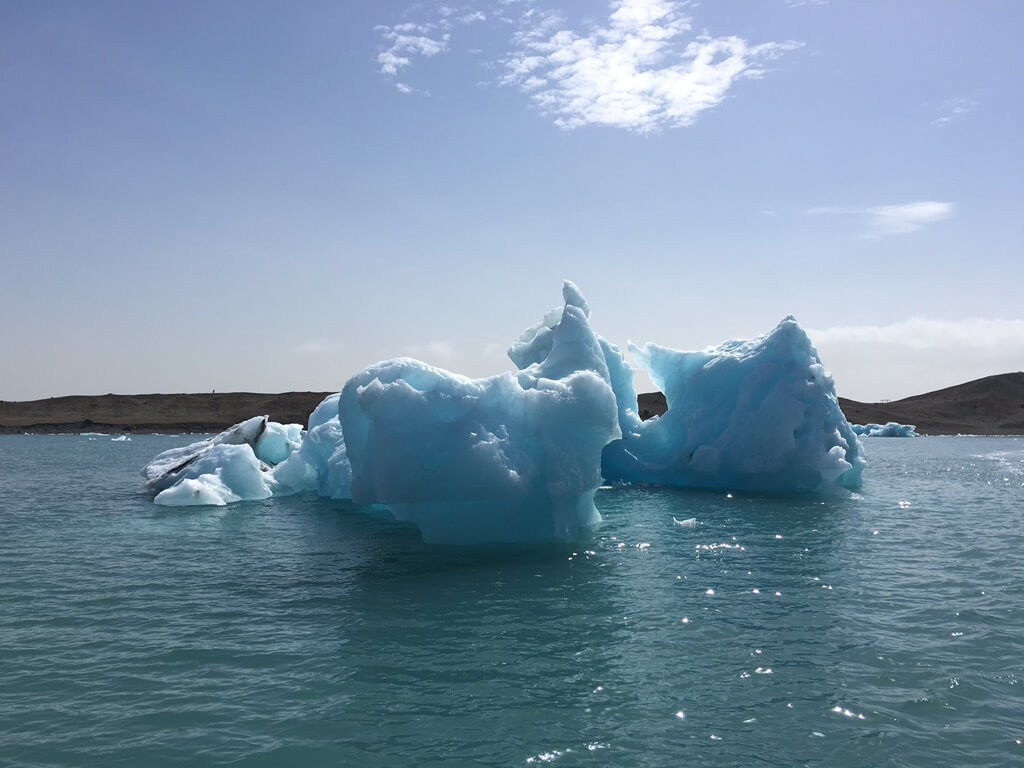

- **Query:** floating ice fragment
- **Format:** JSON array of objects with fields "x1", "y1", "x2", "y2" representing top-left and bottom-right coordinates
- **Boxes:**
[
  {"x1": 673, "y1": 516, "x2": 697, "y2": 527},
  {"x1": 153, "y1": 443, "x2": 274, "y2": 506},
  {"x1": 143, "y1": 415, "x2": 269, "y2": 493},
  {"x1": 852, "y1": 422, "x2": 918, "y2": 437}
]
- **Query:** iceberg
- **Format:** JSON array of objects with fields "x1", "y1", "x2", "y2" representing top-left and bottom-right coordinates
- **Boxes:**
[
  {"x1": 143, "y1": 415, "x2": 309, "y2": 506},
  {"x1": 601, "y1": 317, "x2": 865, "y2": 493},
  {"x1": 141, "y1": 283, "x2": 868, "y2": 538},
  {"x1": 339, "y1": 282, "x2": 619, "y2": 544},
  {"x1": 152, "y1": 443, "x2": 275, "y2": 506},
  {"x1": 852, "y1": 422, "x2": 918, "y2": 437},
  {"x1": 143, "y1": 415, "x2": 269, "y2": 492}
]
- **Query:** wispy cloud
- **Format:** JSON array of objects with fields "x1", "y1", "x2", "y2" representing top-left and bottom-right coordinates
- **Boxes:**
[
  {"x1": 783, "y1": 0, "x2": 829, "y2": 7},
  {"x1": 375, "y1": 6, "x2": 491, "y2": 93},
  {"x1": 808, "y1": 318, "x2": 1024, "y2": 350},
  {"x1": 376, "y1": 22, "x2": 450, "y2": 91},
  {"x1": 806, "y1": 201, "x2": 954, "y2": 238},
  {"x1": 932, "y1": 97, "x2": 977, "y2": 127},
  {"x1": 501, "y1": 0, "x2": 801, "y2": 132}
]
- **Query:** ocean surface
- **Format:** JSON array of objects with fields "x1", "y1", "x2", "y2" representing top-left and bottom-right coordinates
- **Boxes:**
[{"x1": 1, "y1": 435, "x2": 1022, "y2": 767}]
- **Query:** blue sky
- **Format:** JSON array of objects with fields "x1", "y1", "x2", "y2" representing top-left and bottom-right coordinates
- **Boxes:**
[{"x1": 2, "y1": 0, "x2": 1021, "y2": 402}]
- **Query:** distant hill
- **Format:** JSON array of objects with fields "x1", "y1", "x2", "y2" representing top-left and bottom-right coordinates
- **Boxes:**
[
  {"x1": 837, "y1": 372, "x2": 1024, "y2": 435},
  {"x1": 2, "y1": 373, "x2": 1023, "y2": 435},
  {"x1": 0, "y1": 392, "x2": 332, "y2": 434},
  {"x1": 640, "y1": 372, "x2": 1024, "y2": 435}
]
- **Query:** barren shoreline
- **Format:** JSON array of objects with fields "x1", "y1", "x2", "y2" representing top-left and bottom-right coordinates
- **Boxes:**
[{"x1": 2, "y1": 373, "x2": 1022, "y2": 436}]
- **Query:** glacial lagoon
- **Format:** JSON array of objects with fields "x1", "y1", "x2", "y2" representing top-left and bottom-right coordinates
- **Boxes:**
[{"x1": 1, "y1": 434, "x2": 1022, "y2": 767}]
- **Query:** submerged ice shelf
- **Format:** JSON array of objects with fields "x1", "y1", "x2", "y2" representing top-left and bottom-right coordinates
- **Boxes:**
[{"x1": 142, "y1": 283, "x2": 866, "y2": 543}]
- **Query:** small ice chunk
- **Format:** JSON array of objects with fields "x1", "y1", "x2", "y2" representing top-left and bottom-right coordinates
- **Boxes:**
[
  {"x1": 852, "y1": 422, "x2": 918, "y2": 437},
  {"x1": 153, "y1": 443, "x2": 273, "y2": 506}
]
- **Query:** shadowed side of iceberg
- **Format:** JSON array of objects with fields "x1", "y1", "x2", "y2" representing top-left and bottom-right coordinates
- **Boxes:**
[{"x1": 601, "y1": 317, "x2": 865, "y2": 494}]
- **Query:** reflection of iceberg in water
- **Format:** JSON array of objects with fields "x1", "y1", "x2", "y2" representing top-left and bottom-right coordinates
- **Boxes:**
[{"x1": 142, "y1": 284, "x2": 866, "y2": 543}]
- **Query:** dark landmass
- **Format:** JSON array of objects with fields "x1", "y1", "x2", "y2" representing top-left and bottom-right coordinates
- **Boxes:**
[
  {"x1": 2, "y1": 373, "x2": 1022, "y2": 436},
  {"x1": 640, "y1": 372, "x2": 1024, "y2": 436},
  {"x1": 837, "y1": 372, "x2": 1024, "y2": 436},
  {"x1": 0, "y1": 392, "x2": 332, "y2": 434}
]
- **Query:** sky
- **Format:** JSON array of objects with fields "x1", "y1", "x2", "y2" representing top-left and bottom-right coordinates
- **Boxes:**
[{"x1": 2, "y1": 0, "x2": 1022, "y2": 403}]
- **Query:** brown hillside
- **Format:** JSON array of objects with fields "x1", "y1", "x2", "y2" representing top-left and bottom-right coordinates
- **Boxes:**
[
  {"x1": 2, "y1": 373, "x2": 1022, "y2": 435},
  {"x1": 0, "y1": 392, "x2": 332, "y2": 434},
  {"x1": 838, "y1": 372, "x2": 1024, "y2": 435}
]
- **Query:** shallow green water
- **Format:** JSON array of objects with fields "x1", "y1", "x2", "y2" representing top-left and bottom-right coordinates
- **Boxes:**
[{"x1": 1, "y1": 435, "x2": 1022, "y2": 767}]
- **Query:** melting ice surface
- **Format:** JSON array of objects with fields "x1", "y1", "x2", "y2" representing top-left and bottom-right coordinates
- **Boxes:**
[
  {"x1": 853, "y1": 422, "x2": 919, "y2": 437},
  {"x1": 143, "y1": 284, "x2": 866, "y2": 542}
]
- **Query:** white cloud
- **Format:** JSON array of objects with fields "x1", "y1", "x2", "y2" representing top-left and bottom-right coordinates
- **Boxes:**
[
  {"x1": 807, "y1": 318, "x2": 1024, "y2": 350},
  {"x1": 375, "y1": 7, "x2": 493, "y2": 91},
  {"x1": 932, "y1": 97, "x2": 977, "y2": 127},
  {"x1": 806, "y1": 201, "x2": 954, "y2": 238},
  {"x1": 376, "y1": 22, "x2": 450, "y2": 86},
  {"x1": 501, "y1": 0, "x2": 801, "y2": 132},
  {"x1": 783, "y1": 0, "x2": 829, "y2": 7}
]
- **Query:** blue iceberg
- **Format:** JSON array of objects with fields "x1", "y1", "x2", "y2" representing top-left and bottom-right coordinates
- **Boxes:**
[
  {"x1": 142, "y1": 284, "x2": 866, "y2": 540},
  {"x1": 338, "y1": 282, "x2": 619, "y2": 544},
  {"x1": 601, "y1": 318, "x2": 865, "y2": 493},
  {"x1": 852, "y1": 422, "x2": 918, "y2": 438}
]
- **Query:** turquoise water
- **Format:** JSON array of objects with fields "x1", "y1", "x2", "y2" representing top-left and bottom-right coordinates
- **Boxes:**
[{"x1": 1, "y1": 435, "x2": 1023, "y2": 767}]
